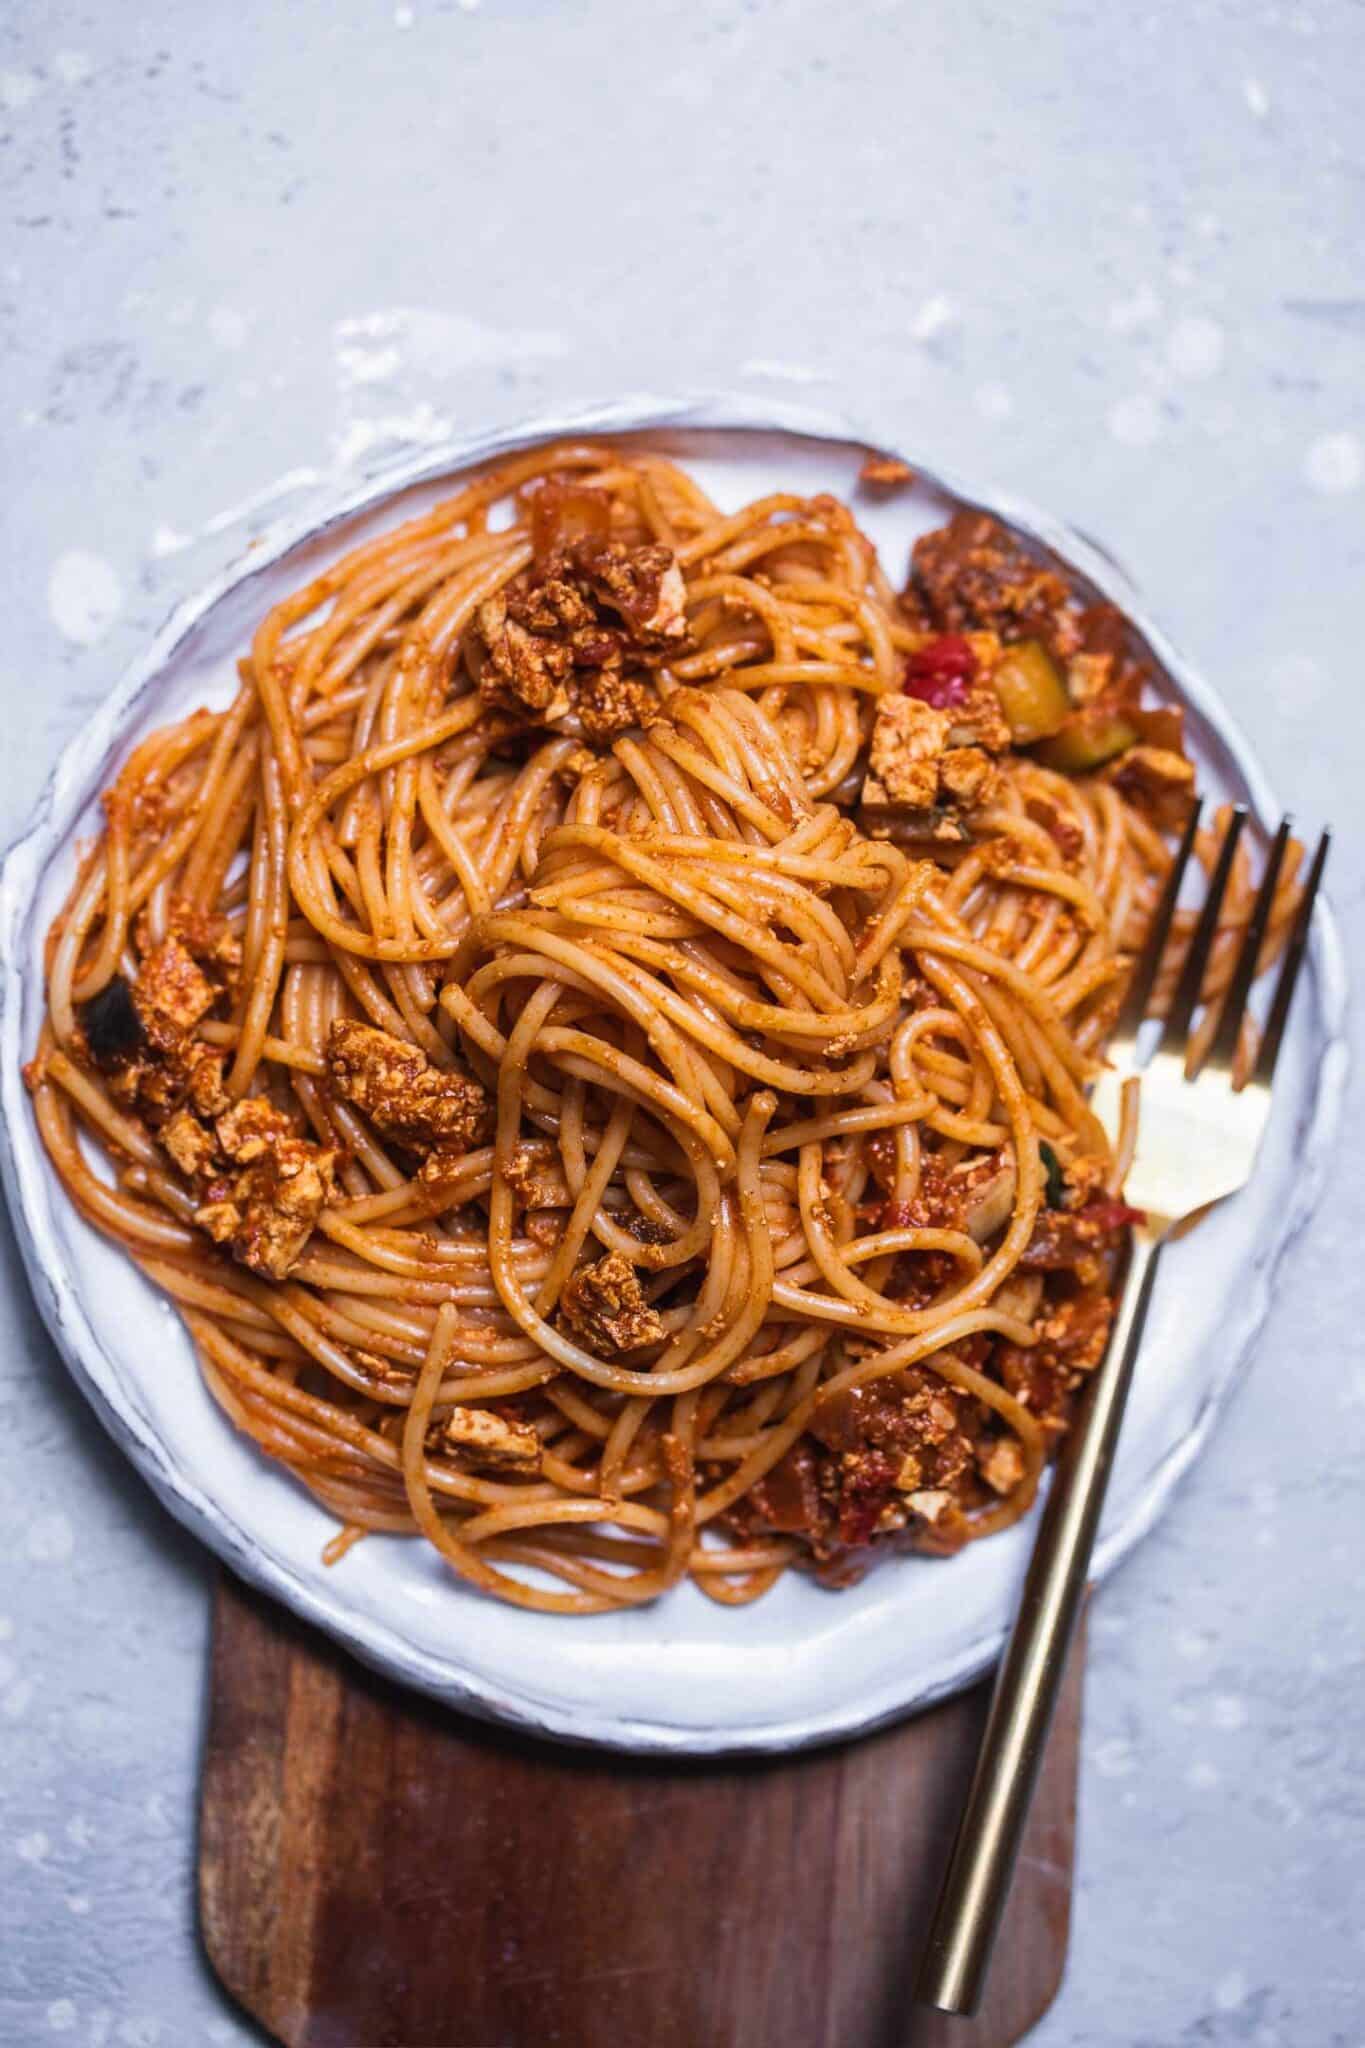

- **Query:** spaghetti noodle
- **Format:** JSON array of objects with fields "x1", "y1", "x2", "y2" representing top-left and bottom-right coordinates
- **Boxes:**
[{"x1": 27, "y1": 442, "x2": 1304, "y2": 1612}]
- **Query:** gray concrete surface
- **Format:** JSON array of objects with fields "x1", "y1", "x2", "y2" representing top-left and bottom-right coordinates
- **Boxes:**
[{"x1": 2, "y1": 2, "x2": 1362, "y2": 2043}]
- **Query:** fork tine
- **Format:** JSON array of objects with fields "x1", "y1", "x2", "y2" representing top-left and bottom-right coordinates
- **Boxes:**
[
  {"x1": 1114, "y1": 797, "x2": 1204, "y2": 1040},
  {"x1": 1155, "y1": 805, "x2": 1248, "y2": 1062},
  {"x1": 1251, "y1": 828, "x2": 1330, "y2": 1086},
  {"x1": 1205, "y1": 815, "x2": 1294, "y2": 1071}
]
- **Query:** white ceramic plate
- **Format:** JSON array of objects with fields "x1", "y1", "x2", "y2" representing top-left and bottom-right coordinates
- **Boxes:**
[{"x1": 0, "y1": 398, "x2": 1348, "y2": 1755}]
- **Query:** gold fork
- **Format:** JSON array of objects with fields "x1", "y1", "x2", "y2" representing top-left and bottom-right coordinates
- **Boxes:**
[{"x1": 916, "y1": 806, "x2": 1331, "y2": 2018}]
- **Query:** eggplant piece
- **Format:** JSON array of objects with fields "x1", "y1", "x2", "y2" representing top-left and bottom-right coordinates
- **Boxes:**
[{"x1": 78, "y1": 976, "x2": 145, "y2": 1070}]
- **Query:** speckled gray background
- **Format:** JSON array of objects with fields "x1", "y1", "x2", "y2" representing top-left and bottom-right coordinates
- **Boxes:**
[{"x1": 1, "y1": 2, "x2": 1362, "y2": 2044}]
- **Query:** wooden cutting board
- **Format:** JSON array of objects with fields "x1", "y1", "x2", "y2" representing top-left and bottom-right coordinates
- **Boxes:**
[{"x1": 199, "y1": 1571, "x2": 1084, "y2": 2048}]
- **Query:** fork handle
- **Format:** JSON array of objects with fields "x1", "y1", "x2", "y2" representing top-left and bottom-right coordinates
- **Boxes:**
[{"x1": 916, "y1": 1229, "x2": 1164, "y2": 2016}]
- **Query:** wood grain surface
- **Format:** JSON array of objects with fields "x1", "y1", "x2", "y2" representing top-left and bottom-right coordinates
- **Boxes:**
[{"x1": 199, "y1": 1572, "x2": 1084, "y2": 2048}]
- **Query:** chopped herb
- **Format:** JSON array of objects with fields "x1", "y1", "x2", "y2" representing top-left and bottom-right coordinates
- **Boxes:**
[{"x1": 1038, "y1": 1140, "x2": 1066, "y2": 1209}]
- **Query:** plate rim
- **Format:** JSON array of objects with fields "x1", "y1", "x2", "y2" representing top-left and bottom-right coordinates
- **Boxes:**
[{"x1": 0, "y1": 392, "x2": 1350, "y2": 1754}]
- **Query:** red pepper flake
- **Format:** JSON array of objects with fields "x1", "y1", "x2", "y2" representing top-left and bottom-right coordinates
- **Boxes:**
[{"x1": 903, "y1": 634, "x2": 977, "y2": 709}]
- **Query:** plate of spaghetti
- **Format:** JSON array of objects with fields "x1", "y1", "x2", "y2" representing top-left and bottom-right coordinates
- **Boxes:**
[{"x1": 0, "y1": 399, "x2": 1346, "y2": 1752}]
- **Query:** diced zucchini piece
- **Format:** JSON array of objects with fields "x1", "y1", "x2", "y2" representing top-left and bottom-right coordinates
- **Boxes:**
[
  {"x1": 991, "y1": 639, "x2": 1071, "y2": 743},
  {"x1": 1034, "y1": 705, "x2": 1138, "y2": 773}
]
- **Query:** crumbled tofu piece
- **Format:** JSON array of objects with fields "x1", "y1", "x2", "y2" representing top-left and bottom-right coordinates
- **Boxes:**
[
  {"x1": 498, "y1": 1140, "x2": 571, "y2": 1211},
  {"x1": 572, "y1": 665, "x2": 658, "y2": 742},
  {"x1": 141, "y1": 899, "x2": 243, "y2": 982},
  {"x1": 945, "y1": 682, "x2": 1012, "y2": 755},
  {"x1": 186, "y1": 1045, "x2": 230, "y2": 1119},
  {"x1": 327, "y1": 1020, "x2": 492, "y2": 1155},
  {"x1": 440, "y1": 1405, "x2": 543, "y2": 1475},
  {"x1": 135, "y1": 936, "x2": 216, "y2": 1036},
  {"x1": 868, "y1": 695, "x2": 949, "y2": 808},
  {"x1": 894, "y1": 1451, "x2": 923, "y2": 1492},
  {"x1": 1065, "y1": 652, "x2": 1116, "y2": 705},
  {"x1": 475, "y1": 589, "x2": 575, "y2": 721},
  {"x1": 216, "y1": 1095, "x2": 298, "y2": 1163},
  {"x1": 864, "y1": 691, "x2": 1002, "y2": 826},
  {"x1": 939, "y1": 744, "x2": 999, "y2": 808},
  {"x1": 559, "y1": 1251, "x2": 664, "y2": 1354},
  {"x1": 471, "y1": 538, "x2": 685, "y2": 740},
  {"x1": 977, "y1": 1436, "x2": 1027, "y2": 1496},
  {"x1": 195, "y1": 1135, "x2": 340, "y2": 1281},
  {"x1": 417, "y1": 1140, "x2": 477, "y2": 1189},
  {"x1": 1105, "y1": 743, "x2": 1196, "y2": 829},
  {"x1": 905, "y1": 1488, "x2": 952, "y2": 1523},
  {"x1": 162, "y1": 1108, "x2": 219, "y2": 1179},
  {"x1": 571, "y1": 541, "x2": 688, "y2": 646}
]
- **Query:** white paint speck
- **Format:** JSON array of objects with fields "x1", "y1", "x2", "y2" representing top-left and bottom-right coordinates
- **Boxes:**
[
  {"x1": 1108, "y1": 283, "x2": 1162, "y2": 335},
  {"x1": 329, "y1": 307, "x2": 566, "y2": 474},
  {"x1": 65, "y1": 1892, "x2": 91, "y2": 1915},
  {"x1": 17, "y1": 1830, "x2": 51, "y2": 1864},
  {"x1": 1167, "y1": 314, "x2": 1225, "y2": 379},
  {"x1": 1175, "y1": 1627, "x2": 1212, "y2": 1661},
  {"x1": 1186, "y1": 1759, "x2": 1221, "y2": 1789},
  {"x1": 908, "y1": 293, "x2": 957, "y2": 343},
  {"x1": 149, "y1": 523, "x2": 192, "y2": 558},
  {"x1": 53, "y1": 50, "x2": 93, "y2": 86},
  {"x1": 336, "y1": 340, "x2": 403, "y2": 385},
  {"x1": 395, "y1": 2, "x2": 415, "y2": 21},
  {"x1": 47, "y1": 554, "x2": 122, "y2": 649},
  {"x1": 1108, "y1": 392, "x2": 1163, "y2": 447},
  {"x1": 0, "y1": 68, "x2": 41, "y2": 110},
  {"x1": 1303, "y1": 431, "x2": 1361, "y2": 495},
  {"x1": 207, "y1": 306, "x2": 249, "y2": 350},
  {"x1": 1243, "y1": 77, "x2": 1270, "y2": 119},
  {"x1": 46, "y1": 2001, "x2": 77, "y2": 2034},
  {"x1": 1215, "y1": 1969, "x2": 1248, "y2": 2011},
  {"x1": 1092, "y1": 1737, "x2": 1136, "y2": 1779},
  {"x1": 332, "y1": 306, "x2": 565, "y2": 418},
  {"x1": 333, "y1": 401, "x2": 452, "y2": 472},
  {"x1": 457, "y1": 0, "x2": 481, "y2": 12},
  {"x1": 975, "y1": 381, "x2": 1013, "y2": 421},
  {"x1": 0, "y1": 1615, "x2": 13, "y2": 1641},
  {"x1": 1211, "y1": 1693, "x2": 1248, "y2": 1731},
  {"x1": 26, "y1": 1509, "x2": 76, "y2": 1562}
]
